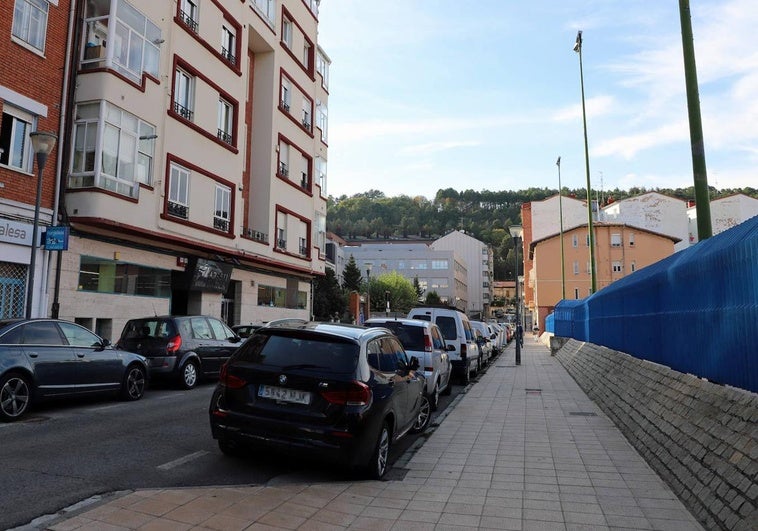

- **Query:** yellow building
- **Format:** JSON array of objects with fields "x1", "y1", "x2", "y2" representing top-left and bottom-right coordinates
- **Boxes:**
[{"x1": 529, "y1": 223, "x2": 679, "y2": 332}]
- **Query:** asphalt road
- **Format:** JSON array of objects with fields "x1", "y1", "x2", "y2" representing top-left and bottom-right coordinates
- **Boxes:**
[{"x1": 0, "y1": 357, "x2": 492, "y2": 530}]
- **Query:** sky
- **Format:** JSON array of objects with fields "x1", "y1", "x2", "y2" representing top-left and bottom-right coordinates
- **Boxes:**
[{"x1": 317, "y1": 0, "x2": 758, "y2": 201}]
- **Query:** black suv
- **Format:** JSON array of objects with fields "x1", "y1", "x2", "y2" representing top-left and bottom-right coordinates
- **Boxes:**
[
  {"x1": 209, "y1": 322, "x2": 429, "y2": 479},
  {"x1": 117, "y1": 316, "x2": 241, "y2": 389}
]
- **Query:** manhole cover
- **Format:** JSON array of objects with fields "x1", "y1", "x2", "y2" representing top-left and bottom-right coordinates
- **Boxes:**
[{"x1": 569, "y1": 412, "x2": 597, "y2": 417}]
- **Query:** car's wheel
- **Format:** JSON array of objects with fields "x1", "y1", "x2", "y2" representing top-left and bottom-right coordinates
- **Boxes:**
[
  {"x1": 411, "y1": 394, "x2": 432, "y2": 434},
  {"x1": 218, "y1": 438, "x2": 245, "y2": 457},
  {"x1": 461, "y1": 362, "x2": 471, "y2": 385},
  {"x1": 0, "y1": 372, "x2": 32, "y2": 422},
  {"x1": 367, "y1": 421, "x2": 391, "y2": 480},
  {"x1": 428, "y1": 381, "x2": 440, "y2": 411},
  {"x1": 179, "y1": 360, "x2": 198, "y2": 389},
  {"x1": 121, "y1": 364, "x2": 146, "y2": 401}
]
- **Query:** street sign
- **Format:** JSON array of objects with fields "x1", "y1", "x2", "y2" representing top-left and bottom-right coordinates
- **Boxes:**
[{"x1": 44, "y1": 226, "x2": 69, "y2": 251}]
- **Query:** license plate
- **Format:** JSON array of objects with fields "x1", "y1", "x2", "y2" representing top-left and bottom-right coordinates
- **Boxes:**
[{"x1": 258, "y1": 384, "x2": 311, "y2": 405}]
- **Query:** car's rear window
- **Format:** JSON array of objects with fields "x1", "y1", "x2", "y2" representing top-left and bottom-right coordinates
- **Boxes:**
[
  {"x1": 121, "y1": 319, "x2": 177, "y2": 339},
  {"x1": 233, "y1": 332, "x2": 359, "y2": 373},
  {"x1": 367, "y1": 323, "x2": 424, "y2": 351}
]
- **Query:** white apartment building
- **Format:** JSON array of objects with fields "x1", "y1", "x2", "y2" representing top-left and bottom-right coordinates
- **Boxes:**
[
  {"x1": 602, "y1": 192, "x2": 689, "y2": 252},
  {"x1": 343, "y1": 242, "x2": 469, "y2": 311},
  {"x1": 687, "y1": 194, "x2": 758, "y2": 245},
  {"x1": 432, "y1": 230, "x2": 494, "y2": 319},
  {"x1": 51, "y1": 0, "x2": 328, "y2": 339}
]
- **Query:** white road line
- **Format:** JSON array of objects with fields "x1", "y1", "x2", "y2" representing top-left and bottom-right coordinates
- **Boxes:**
[{"x1": 157, "y1": 450, "x2": 209, "y2": 470}]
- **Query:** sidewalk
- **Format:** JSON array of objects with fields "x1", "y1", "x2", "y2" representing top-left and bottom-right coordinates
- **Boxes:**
[{"x1": 34, "y1": 338, "x2": 703, "y2": 531}]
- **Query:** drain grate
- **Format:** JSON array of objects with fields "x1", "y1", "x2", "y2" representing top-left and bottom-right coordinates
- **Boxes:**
[{"x1": 569, "y1": 411, "x2": 597, "y2": 417}]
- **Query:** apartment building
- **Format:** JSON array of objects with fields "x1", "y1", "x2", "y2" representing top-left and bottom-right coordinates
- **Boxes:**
[
  {"x1": 687, "y1": 194, "x2": 758, "y2": 245},
  {"x1": 343, "y1": 242, "x2": 469, "y2": 311},
  {"x1": 529, "y1": 222, "x2": 679, "y2": 332},
  {"x1": 5, "y1": 0, "x2": 329, "y2": 339},
  {"x1": 1, "y1": 0, "x2": 71, "y2": 319},
  {"x1": 432, "y1": 229, "x2": 493, "y2": 320}
]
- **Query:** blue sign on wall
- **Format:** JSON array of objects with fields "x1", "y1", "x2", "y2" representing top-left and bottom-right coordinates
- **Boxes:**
[{"x1": 44, "y1": 226, "x2": 69, "y2": 251}]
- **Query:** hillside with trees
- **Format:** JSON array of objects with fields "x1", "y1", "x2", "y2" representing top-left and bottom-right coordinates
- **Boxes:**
[{"x1": 326, "y1": 186, "x2": 757, "y2": 281}]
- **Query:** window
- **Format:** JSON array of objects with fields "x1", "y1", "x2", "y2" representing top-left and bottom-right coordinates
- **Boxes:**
[
  {"x1": 629, "y1": 233, "x2": 635, "y2": 247},
  {"x1": 631, "y1": 261, "x2": 637, "y2": 272},
  {"x1": 81, "y1": 1, "x2": 161, "y2": 81},
  {"x1": 0, "y1": 106, "x2": 33, "y2": 171},
  {"x1": 278, "y1": 142, "x2": 289, "y2": 176},
  {"x1": 573, "y1": 261, "x2": 579, "y2": 275},
  {"x1": 586, "y1": 234, "x2": 590, "y2": 246},
  {"x1": 431, "y1": 260, "x2": 449, "y2": 270},
  {"x1": 168, "y1": 163, "x2": 190, "y2": 218},
  {"x1": 316, "y1": 51, "x2": 329, "y2": 89},
  {"x1": 572, "y1": 234, "x2": 578, "y2": 248},
  {"x1": 252, "y1": 0, "x2": 275, "y2": 25},
  {"x1": 612, "y1": 261, "x2": 622, "y2": 273},
  {"x1": 586, "y1": 261, "x2": 591, "y2": 274},
  {"x1": 316, "y1": 102, "x2": 328, "y2": 142},
  {"x1": 221, "y1": 24, "x2": 236, "y2": 64},
  {"x1": 315, "y1": 157, "x2": 326, "y2": 193},
  {"x1": 298, "y1": 236, "x2": 307, "y2": 256},
  {"x1": 12, "y1": 0, "x2": 49, "y2": 52},
  {"x1": 303, "y1": 41, "x2": 311, "y2": 69},
  {"x1": 574, "y1": 288, "x2": 579, "y2": 299},
  {"x1": 277, "y1": 227, "x2": 286, "y2": 250},
  {"x1": 78, "y1": 255, "x2": 171, "y2": 297},
  {"x1": 314, "y1": 212, "x2": 326, "y2": 255},
  {"x1": 217, "y1": 98, "x2": 233, "y2": 144},
  {"x1": 213, "y1": 184, "x2": 230, "y2": 231},
  {"x1": 70, "y1": 102, "x2": 155, "y2": 194},
  {"x1": 280, "y1": 79, "x2": 291, "y2": 111},
  {"x1": 300, "y1": 155, "x2": 309, "y2": 189},
  {"x1": 282, "y1": 17, "x2": 292, "y2": 48},
  {"x1": 611, "y1": 233, "x2": 622, "y2": 247},
  {"x1": 173, "y1": 68, "x2": 194, "y2": 121},
  {"x1": 179, "y1": 0, "x2": 199, "y2": 33},
  {"x1": 302, "y1": 98, "x2": 311, "y2": 129}
]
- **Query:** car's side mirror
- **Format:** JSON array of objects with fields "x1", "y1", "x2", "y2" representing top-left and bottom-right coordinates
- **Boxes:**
[
  {"x1": 409, "y1": 356, "x2": 420, "y2": 371},
  {"x1": 229, "y1": 336, "x2": 241, "y2": 343}
]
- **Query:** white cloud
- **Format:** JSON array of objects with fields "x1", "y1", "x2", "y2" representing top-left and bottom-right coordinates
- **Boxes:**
[
  {"x1": 593, "y1": 121, "x2": 688, "y2": 159},
  {"x1": 400, "y1": 141, "x2": 480, "y2": 156},
  {"x1": 552, "y1": 95, "x2": 616, "y2": 122}
]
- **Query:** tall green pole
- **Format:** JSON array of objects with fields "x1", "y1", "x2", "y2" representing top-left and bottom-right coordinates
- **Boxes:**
[
  {"x1": 679, "y1": 0, "x2": 712, "y2": 240},
  {"x1": 575, "y1": 31, "x2": 596, "y2": 294},
  {"x1": 557, "y1": 156, "x2": 566, "y2": 300}
]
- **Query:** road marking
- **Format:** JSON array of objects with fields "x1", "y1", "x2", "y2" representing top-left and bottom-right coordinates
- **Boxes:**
[{"x1": 157, "y1": 450, "x2": 209, "y2": 470}]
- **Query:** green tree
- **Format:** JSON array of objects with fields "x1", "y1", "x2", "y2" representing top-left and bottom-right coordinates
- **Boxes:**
[
  {"x1": 342, "y1": 255, "x2": 362, "y2": 291},
  {"x1": 371, "y1": 271, "x2": 417, "y2": 315},
  {"x1": 425, "y1": 291, "x2": 442, "y2": 305},
  {"x1": 312, "y1": 268, "x2": 346, "y2": 321}
]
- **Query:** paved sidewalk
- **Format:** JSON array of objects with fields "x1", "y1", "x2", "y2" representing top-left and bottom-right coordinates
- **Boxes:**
[{"x1": 33, "y1": 338, "x2": 703, "y2": 530}]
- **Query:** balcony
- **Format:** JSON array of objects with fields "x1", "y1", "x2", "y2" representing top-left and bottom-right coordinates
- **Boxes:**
[
  {"x1": 298, "y1": 243, "x2": 308, "y2": 256},
  {"x1": 300, "y1": 173, "x2": 309, "y2": 189},
  {"x1": 168, "y1": 201, "x2": 189, "y2": 219},
  {"x1": 213, "y1": 217, "x2": 230, "y2": 232},
  {"x1": 280, "y1": 101, "x2": 290, "y2": 112},
  {"x1": 179, "y1": 10, "x2": 199, "y2": 33},
  {"x1": 173, "y1": 101, "x2": 194, "y2": 121},
  {"x1": 221, "y1": 47, "x2": 236, "y2": 65},
  {"x1": 277, "y1": 238, "x2": 287, "y2": 250},
  {"x1": 301, "y1": 118, "x2": 311, "y2": 129},
  {"x1": 278, "y1": 162, "x2": 288, "y2": 177},
  {"x1": 243, "y1": 228, "x2": 269, "y2": 244},
  {"x1": 217, "y1": 129, "x2": 233, "y2": 145}
]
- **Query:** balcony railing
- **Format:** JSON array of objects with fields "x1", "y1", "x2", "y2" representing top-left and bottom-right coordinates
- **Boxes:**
[
  {"x1": 300, "y1": 173, "x2": 309, "y2": 189},
  {"x1": 173, "y1": 101, "x2": 194, "y2": 121},
  {"x1": 298, "y1": 243, "x2": 308, "y2": 256},
  {"x1": 168, "y1": 201, "x2": 188, "y2": 219},
  {"x1": 277, "y1": 238, "x2": 287, "y2": 250},
  {"x1": 280, "y1": 101, "x2": 290, "y2": 112},
  {"x1": 217, "y1": 129, "x2": 233, "y2": 145},
  {"x1": 243, "y1": 228, "x2": 268, "y2": 244},
  {"x1": 278, "y1": 162, "x2": 288, "y2": 177},
  {"x1": 221, "y1": 47, "x2": 236, "y2": 65},
  {"x1": 213, "y1": 217, "x2": 230, "y2": 232},
  {"x1": 301, "y1": 118, "x2": 311, "y2": 129},
  {"x1": 179, "y1": 10, "x2": 199, "y2": 33}
]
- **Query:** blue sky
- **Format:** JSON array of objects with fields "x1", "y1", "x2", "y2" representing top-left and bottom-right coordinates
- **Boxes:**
[{"x1": 317, "y1": 0, "x2": 758, "y2": 200}]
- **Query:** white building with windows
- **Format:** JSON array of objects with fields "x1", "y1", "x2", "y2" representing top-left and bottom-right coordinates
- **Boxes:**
[{"x1": 44, "y1": 0, "x2": 329, "y2": 338}]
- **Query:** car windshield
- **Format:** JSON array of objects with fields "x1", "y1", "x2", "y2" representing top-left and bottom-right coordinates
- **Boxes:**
[
  {"x1": 368, "y1": 323, "x2": 424, "y2": 351},
  {"x1": 233, "y1": 331, "x2": 359, "y2": 373}
]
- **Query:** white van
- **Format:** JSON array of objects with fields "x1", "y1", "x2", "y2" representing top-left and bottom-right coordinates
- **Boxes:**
[{"x1": 407, "y1": 307, "x2": 481, "y2": 384}]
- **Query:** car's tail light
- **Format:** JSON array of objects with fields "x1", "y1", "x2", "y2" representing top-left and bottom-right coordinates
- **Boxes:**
[
  {"x1": 320, "y1": 381, "x2": 371, "y2": 406},
  {"x1": 166, "y1": 334, "x2": 182, "y2": 354},
  {"x1": 219, "y1": 363, "x2": 246, "y2": 389},
  {"x1": 460, "y1": 343, "x2": 467, "y2": 360},
  {"x1": 424, "y1": 333, "x2": 433, "y2": 353},
  {"x1": 424, "y1": 366, "x2": 434, "y2": 372}
]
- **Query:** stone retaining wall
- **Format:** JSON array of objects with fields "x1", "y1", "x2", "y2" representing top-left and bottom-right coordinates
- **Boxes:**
[{"x1": 555, "y1": 339, "x2": 757, "y2": 531}]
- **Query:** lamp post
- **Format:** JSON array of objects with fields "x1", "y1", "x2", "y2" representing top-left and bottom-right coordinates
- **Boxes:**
[
  {"x1": 385, "y1": 290, "x2": 390, "y2": 317},
  {"x1": 26, "y1": 131, "x2": 58, "y2": 319},
  {"x1": 557, "y1": 156, "x2": 566, "y2": 300},
  {"x1": 509, "y1": 224, "x2": 523, "y2": 365},
  {"x1": 573, "y1": 30, "x2": 597, "y2": 294},
  {"x1": 365, "y1": 263, "x2": 372, "y2": 320}
]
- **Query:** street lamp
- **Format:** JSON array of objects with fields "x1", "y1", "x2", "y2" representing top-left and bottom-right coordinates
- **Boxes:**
[
  {"x1": 385, "y1": 290, "x2": 390, "y2": 317},
  {"x1": 509, "y1": 224, "x2": 523, "y2": 365},
  {"x1": 26, "y1": 131, "x2": 58, "y2": 319},
  {"x1": 573, "y1": 30, "x2": 597, "y2": 294},
  {"x1": 557, "y1": 156, "x2": 566, "y2": 300},
  {"x1": 365, "y1": 263, "x2": 372, "y2": 320}
]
